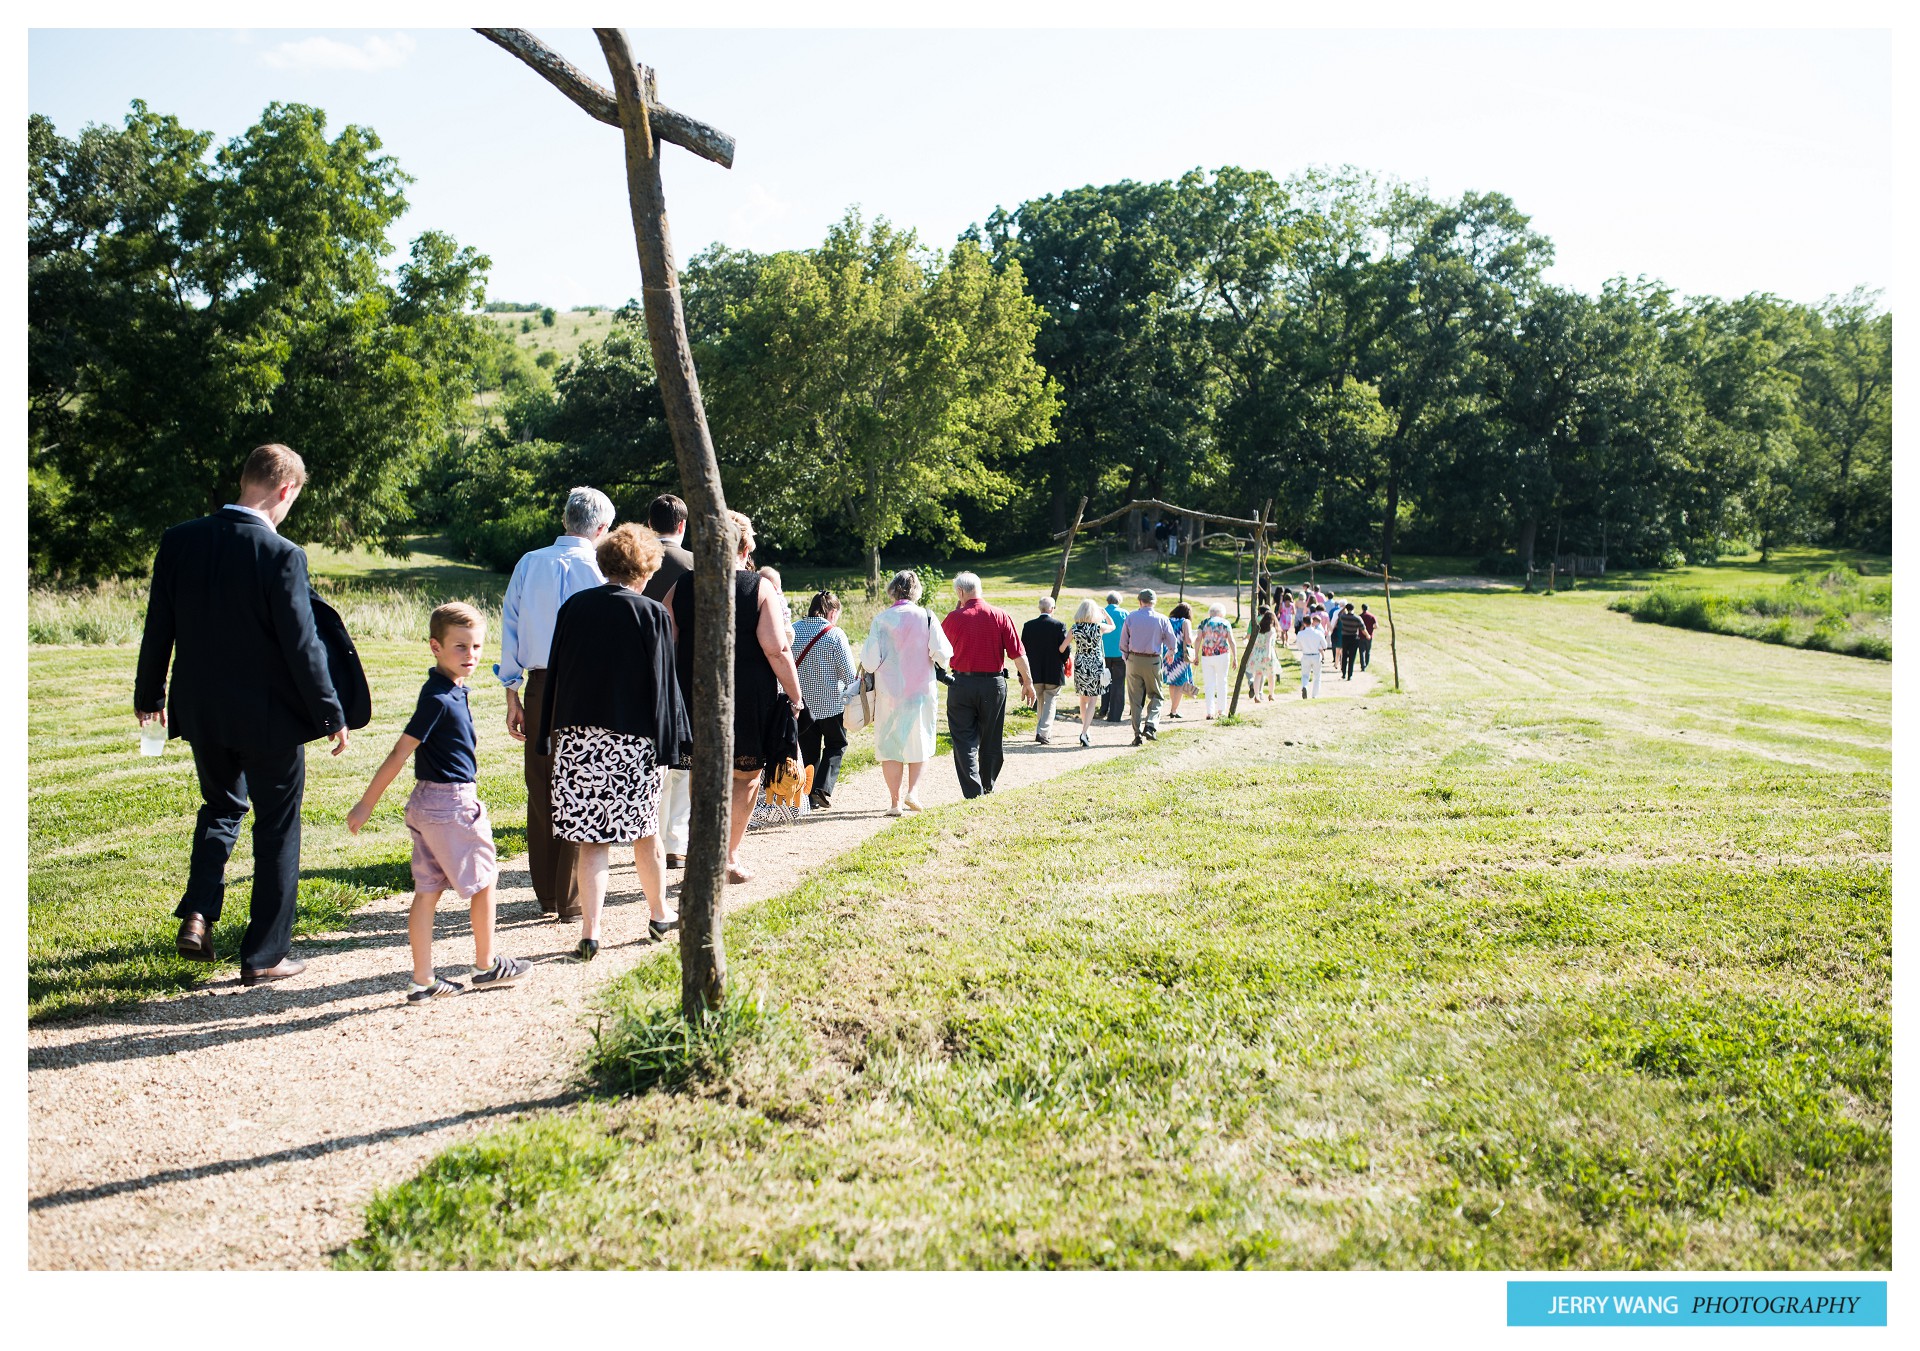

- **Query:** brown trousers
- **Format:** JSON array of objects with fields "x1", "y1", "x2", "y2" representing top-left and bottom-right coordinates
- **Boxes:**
[{"x1": 520, "y1": 668, "x2": 580, "y2": 917}]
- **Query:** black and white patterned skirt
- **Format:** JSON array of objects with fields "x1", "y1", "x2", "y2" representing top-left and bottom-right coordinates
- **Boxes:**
[{"x1": 551, "y1": 725, "x2": 662, "y2": 844}]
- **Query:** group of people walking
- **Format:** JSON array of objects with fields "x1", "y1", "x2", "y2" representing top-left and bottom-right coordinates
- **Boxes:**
[
  {"x1": 136, "y1": 447, "x2": 1384, "y2": 1005},
  {"x1": 1237, "y1": 580, "x2": 1379, "y2": 701}
]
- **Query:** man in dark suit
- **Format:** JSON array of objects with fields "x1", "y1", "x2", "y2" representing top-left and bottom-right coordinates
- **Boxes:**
[
  {"x1": 641, "y1": 493, "x2": 697, "y2": 867},
  {"x1": 135, "y1": 444, "x2": 350, "y2": 986},
  {"x1": 1019, "y1": 596, "x2": 1070, "y2": 745}
]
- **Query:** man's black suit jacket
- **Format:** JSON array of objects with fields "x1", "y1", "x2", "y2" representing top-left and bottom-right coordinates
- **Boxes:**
[
  {"x1": 135, "y1": 508, "x2": 349, "y2": 752},
  {"x1": 641, "y1": 536, "x2": 696, "y2": 605}
]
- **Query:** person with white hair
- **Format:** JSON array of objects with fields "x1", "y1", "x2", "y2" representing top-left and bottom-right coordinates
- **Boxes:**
[
  {"x1": 1069, "y1": 597, "x2": 1115, "y2": 747},
  {"x1": 499, "y1": 486, "x2": 614, "y2": 920},
  {"x1": 940, "y1": 571, "x2": 1036, "y2": 796},
  {"x1": 1019, "y1": 595, "x2": 1070, "y2": 745},
  {"x1": 1195, "y1": 602, "x2": 1237, "y2": 719},
  {"x1": 861, "y1": 570, "x2": 954, "y2": 815}
]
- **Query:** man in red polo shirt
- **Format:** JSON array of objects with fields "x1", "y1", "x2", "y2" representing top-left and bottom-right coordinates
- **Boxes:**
[{"x1": 940, "y1": 572, "x2": 1037, "y2": 798}]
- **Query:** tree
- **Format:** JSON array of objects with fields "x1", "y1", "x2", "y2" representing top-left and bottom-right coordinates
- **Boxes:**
[
  {"x1": 699, "y1": 210, "x2": 1059, "y2": 584},
  {"x1": 28, "y1": 101, "x2": 490, "y2": 579},
  {"x1": 983, "y1": 180, "x2": 1209, "y2": 540},
  {"x1": 1794, "y1": 289, "x2": 1893, "y2": 547}
]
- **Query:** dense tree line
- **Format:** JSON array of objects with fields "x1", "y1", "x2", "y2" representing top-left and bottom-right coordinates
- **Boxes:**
[
  {"x1": 29, "y1": 100, "x2": 1891, "y2": 583},
  {"x1": 979, "y1": 168, "x2": 1891, "y2": 571},
  {"x1": 437, "y1": 169, "x2": 1891, "y2": 577},
  {"x1": 30, "y1": 102, "x2": 492, "y2": 579}
]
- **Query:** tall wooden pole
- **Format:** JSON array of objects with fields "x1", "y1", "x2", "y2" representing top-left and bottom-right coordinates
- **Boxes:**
[
  {"x1": 1381, "y1": 567, "x2": 1401, "y2": 692},
  {"x1": 1177, "y1": 525, "x2": 1192, "y2": 601},
  {"x1": 1050, "y1": 495, "x2": 1088, "y2": 603},
  {"x1": 1225, "y1": 500, "x2": 1271, "y2": 719},
  {"x1": 1234, "y1": 542, "x2": 1243, "y2": 625},
  {"x1": 594, "y1": 28, "x2": 733, "y2": 1018}
]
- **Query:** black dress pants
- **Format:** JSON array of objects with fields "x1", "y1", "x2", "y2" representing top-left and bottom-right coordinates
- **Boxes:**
[
  {"x1": 947, "y1": 672, "x2": 1007, "y2": 798},
  {"x1": 1339, "y1": 639, "x2": 1359, "y2": 679},
  {"x1": 177, "y1": 740, "x2": 305, "y2": 970},
  {"x1": 520, "y1": 669, "x2": 580, "y2": 916},
  {"x1": 801, "y1": 711, "x2": 848, "y2": 803},
  {"x1": 1100, "y1": 656, "x2": 1128, "y2": 720}
]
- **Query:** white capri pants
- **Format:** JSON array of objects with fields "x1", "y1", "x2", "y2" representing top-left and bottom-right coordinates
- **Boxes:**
[
  {"x1": 1201, "y1": 653, "x2": 1231, "y2": 717},
  {"x1": 1300, "y1": 652, "x2": 1323, "y2": 698}
]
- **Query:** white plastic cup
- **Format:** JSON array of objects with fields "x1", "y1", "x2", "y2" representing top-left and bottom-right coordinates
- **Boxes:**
[{"x1": 139, "y1": 719, "x2": 167, "y2": 757}]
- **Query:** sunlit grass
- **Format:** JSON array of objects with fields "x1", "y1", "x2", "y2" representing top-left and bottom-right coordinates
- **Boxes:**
[{"x1": 340, "y1": 590, "x2": 1888, "y2": 1269}]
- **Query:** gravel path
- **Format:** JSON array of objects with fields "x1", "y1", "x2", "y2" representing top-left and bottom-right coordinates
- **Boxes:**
[{"x1": 29, "y1": 670, "x2": 1373, "y2": 1269}]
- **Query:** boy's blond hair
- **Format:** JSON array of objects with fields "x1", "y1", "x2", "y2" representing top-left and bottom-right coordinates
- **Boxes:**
[{"x1": 429, "y1": 601, "x2": 485, "y2": 643}]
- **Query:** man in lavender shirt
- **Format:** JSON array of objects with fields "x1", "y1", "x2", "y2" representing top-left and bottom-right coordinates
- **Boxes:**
[{"x1": 1118, "y1": 589, "x2": 1176, "y2": 746}]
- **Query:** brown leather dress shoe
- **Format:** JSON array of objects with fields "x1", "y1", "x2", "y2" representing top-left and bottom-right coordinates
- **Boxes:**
[
  {"x1": 240, "y1": 956, "x2": 307, "y2": 987},
  {"x1": 176, "y1": 915, "x2": 217, "y2": 963},
  {"x1": 664, "y1": 853, "x2": 685, "y2": 869}
]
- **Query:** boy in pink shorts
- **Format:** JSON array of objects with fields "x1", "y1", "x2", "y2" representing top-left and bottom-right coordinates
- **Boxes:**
[{"x1": 348, "y1": 602, "x2": 531, "y2": 1003}]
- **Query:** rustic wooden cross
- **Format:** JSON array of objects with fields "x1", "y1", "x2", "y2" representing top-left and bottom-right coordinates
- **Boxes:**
[{"x1": 478, "y1": 27, "x2": 738, "y2": 1019}]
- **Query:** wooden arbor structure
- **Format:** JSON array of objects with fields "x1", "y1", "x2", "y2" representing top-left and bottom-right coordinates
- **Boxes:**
[
  {"x1": 479, "y1": 27, "x2": 738, "y2": 1021},
  {"x1": 1050, "y1": 496, "x2": 1403, "y2": 714}
]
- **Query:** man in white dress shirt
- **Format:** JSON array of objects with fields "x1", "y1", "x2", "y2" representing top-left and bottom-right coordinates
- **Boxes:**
[{"x1": 500, "y1": 488, "x2": 613, "y2": 918}]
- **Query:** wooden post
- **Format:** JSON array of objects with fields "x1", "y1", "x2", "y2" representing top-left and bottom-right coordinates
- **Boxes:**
[
  {"x1": 1225, "y1": 500, "x2": 1271, "y2": 718},
  {"x1": 1050, "y1": 495, "x2": 1088, "y2": 603},
  {"x1": 1234, "y1": 541, "x2": 1244, "y2": 625},
  {"x1": 1381, "y1": 565, "x2": 1401, "y2": 692},
  {"x1": 1177, "y1": 523, "x2": 1192, "y2": 601},
  {"x1": 588, "y1": 28, "x2": 737, "y2": 1021}
]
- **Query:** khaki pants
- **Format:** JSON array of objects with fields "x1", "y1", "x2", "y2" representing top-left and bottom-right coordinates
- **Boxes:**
[
  {"x1": 1125, "y1": 653, "x2": 1164, "y2": 736},
  {"x1": 520, "y1": 668, "x2": 580, "y2": 917},
  {"x1": 1033, "y1": 683, "x2": 1061, "y2": 740}
]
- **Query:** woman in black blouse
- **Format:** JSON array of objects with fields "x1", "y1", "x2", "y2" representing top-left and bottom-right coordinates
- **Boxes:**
[
  {"x1": 663, "y1": 509, "x2": 804, "y2": 885},
  {"x1": 537, "y1": 524, "x2": 689, "y2": 960}
]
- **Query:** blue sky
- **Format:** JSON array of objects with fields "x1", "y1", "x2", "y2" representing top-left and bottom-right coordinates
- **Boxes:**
[{"x1": 28, "y1": 25, "x2": 1893, "y2": 310}]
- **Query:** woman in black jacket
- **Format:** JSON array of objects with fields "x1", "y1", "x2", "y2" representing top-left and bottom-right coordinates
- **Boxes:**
[{"x1": 537, "y1": 524, "x2": 690, "y2": 960}]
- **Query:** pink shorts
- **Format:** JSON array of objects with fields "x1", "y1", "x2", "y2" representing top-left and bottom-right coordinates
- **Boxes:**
[{"x1": 404, "y1": 780, "x2": 498, "y2": 898}]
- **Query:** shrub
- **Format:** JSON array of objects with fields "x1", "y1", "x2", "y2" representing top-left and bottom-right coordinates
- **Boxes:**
[
  {"x1": 1610, "y1": 565, "x2": 1890, "y2": 660},
  {"x1": 587, "y1": 986, "x2": 786, "y2": 1096}
]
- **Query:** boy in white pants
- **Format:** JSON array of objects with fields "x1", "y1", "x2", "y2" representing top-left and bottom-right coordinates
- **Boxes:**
[{"x1": 1295, "y1": 615, "x2": 1328, "y2": 699}]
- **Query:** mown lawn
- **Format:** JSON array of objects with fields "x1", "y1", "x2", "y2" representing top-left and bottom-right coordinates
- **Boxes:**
[{"x1": 339, "y1": 590, "x2": 1890, "y2": 1269}]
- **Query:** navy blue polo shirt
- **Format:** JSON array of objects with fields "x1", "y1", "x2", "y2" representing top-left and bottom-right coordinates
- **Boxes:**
[{"x1": 403, "y1": 668, "x2": 479, "y2": 783}]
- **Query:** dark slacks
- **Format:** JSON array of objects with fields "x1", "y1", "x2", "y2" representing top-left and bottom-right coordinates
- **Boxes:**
[
  {"x1": 1100, "y1": 655, "x2": 1128, "y2": 720},
  {"x1": 1339, "y1": 639, "x2": 1359, "y2": 679},
  {"x1": 947, "y1": 672, "x2": 1007, "y2": 798},
  {"x1": 520, "y1": 668, "x2": 580, "y2": 917},
  {"x1": 177, "y1": 740, "x2": 305, "y2": 970},
  {"x1": 801, "y1": 711, "x2": 848, "y2": 804},
  {"x1": 1359, "y1": 637, "x2": 1373, "y2": 671}
]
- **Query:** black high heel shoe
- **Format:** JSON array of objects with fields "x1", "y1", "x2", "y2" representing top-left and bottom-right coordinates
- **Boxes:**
[{"x1": 576, "y1": 937, "x2": 599, "y2": 962}]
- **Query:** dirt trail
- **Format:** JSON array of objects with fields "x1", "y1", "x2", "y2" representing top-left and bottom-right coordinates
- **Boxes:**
[{"x1": 28, "y1": 669, "x2": 1374, "y2": 1269}]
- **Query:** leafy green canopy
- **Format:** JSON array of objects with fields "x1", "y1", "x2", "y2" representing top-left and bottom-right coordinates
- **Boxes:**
[
  {"x1": 694, "y1": 211, "x2": 1061, "y2": 580},
  {"x1": 29, "y1": 101, "x2": 492, "y2": 579},
  {"x1": 984, "y1": 168, "x2": 1892, "y2": 568}
]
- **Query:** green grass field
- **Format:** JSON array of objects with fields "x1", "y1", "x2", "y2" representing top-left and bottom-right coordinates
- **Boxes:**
[
  {"x1": 1610, "y1": 564, "x2": 1891, "y2": 661},
  {"x1": 483, "y1": 307, "x2": 620, "y2": 367},
  {"x1": 336, "y1": 588, "x2": 1890, "y2": 1269}
]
